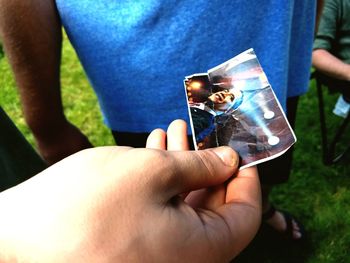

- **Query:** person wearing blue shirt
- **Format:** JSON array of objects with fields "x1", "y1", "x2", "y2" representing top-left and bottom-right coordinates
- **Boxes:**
[{"x1": 0, "y1": 0, "x2": 321, "y2": 245}]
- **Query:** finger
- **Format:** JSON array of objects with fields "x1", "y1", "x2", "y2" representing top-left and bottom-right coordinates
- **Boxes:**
[
  {"x1": 185, "y1": 185, "x2": 226, "y2": 209},
  {"x1": 225, "y1": 166, "x2": 261, "y2": 206},
  {"x1": 146, "y1": 128, "x2": 167, "y2": 149},
  {"x1": 152, "y1": 146, "x2": 239, "y2": 198},
  {"x1": 166, "y1": 119, "x2": 189, "y2": 151},
  {"x1": 165, "y1": 119, "x2": 189, "y2": 200},
  {"x1": 213, "y1": 166, "x2": 261, "y2": 256}
]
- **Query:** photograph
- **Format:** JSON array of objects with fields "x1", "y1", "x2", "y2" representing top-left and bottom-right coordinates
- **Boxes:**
[{"x1": 186, "y1": 49, "x2": 296, "y2": 168}]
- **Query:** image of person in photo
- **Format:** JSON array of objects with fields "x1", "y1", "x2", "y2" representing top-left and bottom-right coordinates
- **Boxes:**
[
  {"x1": 187, "y1": 49, "x2": 296, "y2": 168},
  {"x1": 185, "y1": 74, "x2": 217, "y2": 149},
  {"x1": 185, "y1": 74, "x2": 244, "y2": 150},
  {"x1": 211, "y1": 52, "x2": 296, "y2": 167}
]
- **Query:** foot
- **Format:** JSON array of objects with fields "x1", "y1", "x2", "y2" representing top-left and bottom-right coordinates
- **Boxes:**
[
  {"x1": 264, "y1": 210, "x2": 302, "y2": 239},
  {"x1": 263, "y1": 205, "x2": 305, "y2": 240}
]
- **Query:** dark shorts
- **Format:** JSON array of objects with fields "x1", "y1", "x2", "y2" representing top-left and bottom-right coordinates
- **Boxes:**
[
  {"x1": 0, "y1": 107, "x2": 46, "y2": 191},
  {"x1": 111, "y1": 131, "x2": 195, "y2": 149},
  {"x1": 112, "y1": 96, "x2": 299, "y2": 185}
]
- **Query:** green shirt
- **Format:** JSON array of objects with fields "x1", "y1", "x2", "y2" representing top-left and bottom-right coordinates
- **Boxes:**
[
  {"x1": 0, "y1": 107, "x2": 46, "y2": 191},
  {"x1": 314, "y1": 0, "x2": 350, "y2": 63}
]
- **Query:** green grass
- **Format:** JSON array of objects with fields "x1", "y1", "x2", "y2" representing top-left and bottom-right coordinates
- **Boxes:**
[
  {"x1": 288, "y1": 85, "x2": 350, "y2": 262},
  {"x1": 234, "y1": 79, "x2": 350, "y2": 262},
  {"x1": 1, "y1": 35, "x2": 349, "y2": 262}
]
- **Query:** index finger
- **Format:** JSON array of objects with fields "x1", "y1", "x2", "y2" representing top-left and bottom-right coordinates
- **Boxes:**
[{"x1": 167, "y1": 119, "x2": 189, "y2": 151}]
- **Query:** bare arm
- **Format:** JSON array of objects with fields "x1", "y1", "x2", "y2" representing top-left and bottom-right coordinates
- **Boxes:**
[
  {"x1": 313, "y1": 49, "x2": 350, "y2": 81},
  {"x1": 312, "y1": 0, "x2": 350, "y2": 81},
  {"x1": 0, "y1": 0, "x2": 92, "y2": 164}
]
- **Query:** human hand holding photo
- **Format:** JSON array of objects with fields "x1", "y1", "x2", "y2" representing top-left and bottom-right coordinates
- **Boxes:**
[{"x1": 0, "y1": 120, "x2": 261, "y2": 262}]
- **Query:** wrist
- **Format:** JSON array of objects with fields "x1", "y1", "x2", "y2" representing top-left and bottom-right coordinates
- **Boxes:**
[{"x1": 28, "y1": 116, "x2": 69, "y2": 142}]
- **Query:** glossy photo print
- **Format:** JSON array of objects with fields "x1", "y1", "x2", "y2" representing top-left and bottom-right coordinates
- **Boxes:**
[{"x1": 185, "y1": 49, "x2": 296, "y2": 169}]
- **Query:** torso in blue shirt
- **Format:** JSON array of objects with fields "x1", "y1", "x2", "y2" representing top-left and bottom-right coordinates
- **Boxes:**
[{"x1": 56, "y1": 0, "x2": 316, "y2": 133}]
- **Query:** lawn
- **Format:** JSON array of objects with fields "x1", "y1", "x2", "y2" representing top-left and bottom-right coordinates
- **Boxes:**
[{"x1": 1, "y1": 36, "x2": 349, "y2": 262}]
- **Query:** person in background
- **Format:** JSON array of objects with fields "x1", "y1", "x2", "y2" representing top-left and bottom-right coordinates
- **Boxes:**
[
  {"x1": 0, "y1": 0, "x2": 321, "y2": 242},
  {"x1": 313, "y1": 0, "x2": 350, "y2": 118},
  {"x1": 0, "y1": 120, "x2": 261, "y2": 262}
]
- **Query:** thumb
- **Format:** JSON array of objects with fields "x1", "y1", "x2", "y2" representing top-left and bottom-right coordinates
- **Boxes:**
[{"x1": 156, "y1": 146, "x2": 240, "y2": 198}]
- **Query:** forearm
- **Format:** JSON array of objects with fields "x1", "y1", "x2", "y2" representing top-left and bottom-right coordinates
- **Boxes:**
[
  {"x1": 312, "y1": 49, "x2": 350, "y2": 81},
  {"x1": 0, "y1": 0, "x2": 92, "y2": 164},
  {"x1": 0, "y1": 0, "x2": 65, "y2": 136}
]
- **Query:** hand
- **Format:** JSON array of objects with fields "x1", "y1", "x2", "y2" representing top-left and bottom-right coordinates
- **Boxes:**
[
  {"x1": 35, "y1": 120, "x2": 93, "y2": 165},
  {"x1": 147, "y1": 120, "x2": 262, "y2": 259},
  {"x1": 0, "y1": 120, "x2": 261, "y2": 262}
]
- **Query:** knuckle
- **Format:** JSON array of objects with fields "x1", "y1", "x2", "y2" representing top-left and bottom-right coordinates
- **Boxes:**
[{"x1": 194, "y1": 150, "x2": 217, "y2": 178}]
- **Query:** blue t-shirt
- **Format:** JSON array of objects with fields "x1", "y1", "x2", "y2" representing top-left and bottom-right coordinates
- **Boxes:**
[{"x1": 56, "y1": 0, "x2": 316, "y2": 133}]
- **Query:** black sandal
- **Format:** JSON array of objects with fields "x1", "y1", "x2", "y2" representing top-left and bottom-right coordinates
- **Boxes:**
[{"x1": 262, "y1": 205, "x2": 306, "y2": 242}]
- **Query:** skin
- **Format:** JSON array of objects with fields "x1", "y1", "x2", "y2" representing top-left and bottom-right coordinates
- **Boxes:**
[
  {"x1": 0, "y1": 120, "x2": 261, "y2": 262},
  {"x1": 312, "y1": 0, "x2": 346, "y2": 81},
  {"x1": 313, "y1": 49, "x2": 350, "y2": 81},
  {"x1": 0, "y1": 0, "x2": 92, "y2": 165},
  {"x1": 1, "y1": 0, "x2": 323, "y2": 243}
]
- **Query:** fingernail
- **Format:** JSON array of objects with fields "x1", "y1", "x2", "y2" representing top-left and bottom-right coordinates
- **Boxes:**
[{"x1": 211, "y1": 146, "x2": 239, "y2": 168}]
